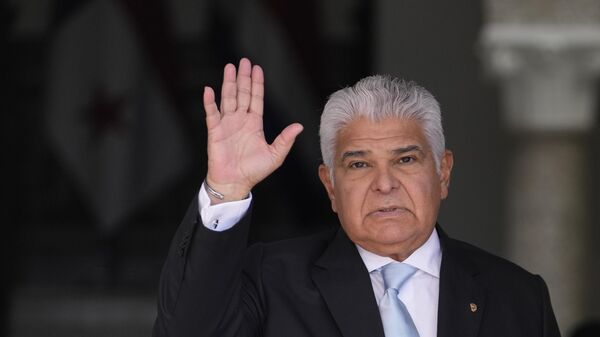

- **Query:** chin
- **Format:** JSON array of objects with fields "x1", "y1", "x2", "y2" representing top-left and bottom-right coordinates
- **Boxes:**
[
  {"x1": 366, "y1": 221, "x2": 412, "y2": 243},
  {"x1": 376, "y1": 230, "x2": 416, "y2": 246}
]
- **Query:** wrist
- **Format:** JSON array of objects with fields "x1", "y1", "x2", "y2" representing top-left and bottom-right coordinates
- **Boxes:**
[{"x1": 204, "y1": 178, "x2": 251, "y2": 204}]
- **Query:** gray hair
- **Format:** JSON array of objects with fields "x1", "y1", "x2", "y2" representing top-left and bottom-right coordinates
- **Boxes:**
[{"x1": 319, "y1": 75, "x2": 445, "y2": 173}]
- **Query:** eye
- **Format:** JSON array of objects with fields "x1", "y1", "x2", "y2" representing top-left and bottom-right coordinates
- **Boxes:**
[
  {"x1": 349, "y1": 161, "x2": 369, "y2": 169},
  {"x1": 398, "y1": 156, "x2": 415, "y2": 164}
]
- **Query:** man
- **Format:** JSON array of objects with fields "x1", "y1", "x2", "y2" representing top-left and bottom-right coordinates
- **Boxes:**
[{"x1": 153, "y1": 58, "x2": 560, "y2": 337}]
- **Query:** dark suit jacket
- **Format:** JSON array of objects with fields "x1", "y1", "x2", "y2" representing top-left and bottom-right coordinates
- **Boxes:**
[{"x1": 153, "y1": 198, "x2": 560, "y2": 337}]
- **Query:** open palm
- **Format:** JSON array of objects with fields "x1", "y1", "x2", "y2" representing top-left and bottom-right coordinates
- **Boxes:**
[{"x1": 204, "y1": 58, "x2": 303, "y2": 202}]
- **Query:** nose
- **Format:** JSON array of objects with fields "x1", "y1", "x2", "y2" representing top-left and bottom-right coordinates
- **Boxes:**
[{"x1": 371, "y1": 165, "x2": 399, "y2": 194}]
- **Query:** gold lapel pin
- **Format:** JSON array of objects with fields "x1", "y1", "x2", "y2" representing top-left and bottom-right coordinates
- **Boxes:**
[{"x1": 469, "y1": 303, "x2": 477, "y2": 313}]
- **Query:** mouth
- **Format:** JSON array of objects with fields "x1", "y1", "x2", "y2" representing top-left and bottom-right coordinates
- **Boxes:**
[{"x1": 368, "y1": 206, "x2": 408, "y2": 217}]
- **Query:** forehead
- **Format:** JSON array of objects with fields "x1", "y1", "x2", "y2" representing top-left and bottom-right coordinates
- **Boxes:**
[{"x1": 336, "y1": 118, "x2": 428, "y2": 154}]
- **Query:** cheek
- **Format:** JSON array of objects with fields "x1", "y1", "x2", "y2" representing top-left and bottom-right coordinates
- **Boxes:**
[
  {"x1": 335, "y1": 182, "x2": 368, "y2": 220},
  {"x1": 407, "y1": 175, "x2": 438, "y2": 202},
  {"x1": 411, "y1": 177, "x2": 443, "y2": 217}
]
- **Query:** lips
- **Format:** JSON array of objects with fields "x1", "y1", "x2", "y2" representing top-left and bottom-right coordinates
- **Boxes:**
[{"x1": 368, "y1": 206, "x2": 408, "y2": 217}]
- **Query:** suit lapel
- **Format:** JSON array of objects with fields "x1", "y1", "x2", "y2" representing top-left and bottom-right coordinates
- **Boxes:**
[
  {"x1": 437, "y1": 227, "x2": 486, "y2": 337},
  {"x1": 311, "y1": 229, "x2": 385, "y2": 337}
]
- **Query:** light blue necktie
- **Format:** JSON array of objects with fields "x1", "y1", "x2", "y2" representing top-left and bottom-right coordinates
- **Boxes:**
[{"x1": 379, "y1": 262, "x2": 420, "y2": 337}]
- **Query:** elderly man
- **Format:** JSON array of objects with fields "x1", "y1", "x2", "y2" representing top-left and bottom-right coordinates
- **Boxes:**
[{"x1": 153, "y1": 58, "x2": 560, "y2": 337}]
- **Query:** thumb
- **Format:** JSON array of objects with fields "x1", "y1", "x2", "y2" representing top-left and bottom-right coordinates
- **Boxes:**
[{"x1": 270, "y1": 123, "x2": 304, "y2": 163}]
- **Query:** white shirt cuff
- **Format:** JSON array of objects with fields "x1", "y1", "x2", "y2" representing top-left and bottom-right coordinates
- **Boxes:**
[{"x1": 198, "y1": 183, "x2": 252, "y2": 231}]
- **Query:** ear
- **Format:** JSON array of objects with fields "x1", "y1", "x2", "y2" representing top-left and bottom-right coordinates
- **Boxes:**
[
  {"x1": 439, "y1": 150, "x2": 454, "y2": 200},
  {"x1": 318, "y1": 164, "x2": 337, "y2": 213}
]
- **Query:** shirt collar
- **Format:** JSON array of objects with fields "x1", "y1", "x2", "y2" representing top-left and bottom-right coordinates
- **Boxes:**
[{"x1": 355, "y1": 228, "x2": 442, "y2": 278}]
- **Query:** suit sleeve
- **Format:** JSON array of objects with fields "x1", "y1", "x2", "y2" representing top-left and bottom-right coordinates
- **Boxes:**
[
  {"x1": 152, "y1": 196, "x2": 265, "y2": 337},
  {"x1": 536, "y1": 275, "x2": 561, "y2": 337}
]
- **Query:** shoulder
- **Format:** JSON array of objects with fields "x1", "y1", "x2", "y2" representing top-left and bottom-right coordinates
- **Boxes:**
[
  {"x1": 447, "y1": 237, "x2": 532, "y2": 275},
  {"x1": 442, "y1": 233, "x2": 547, "y2": 295},
  {"x1": 245, "y1": 227, "x2": 339, "y2": 266},
  {"x1": 241, "y1": 227, "x2": 341, "y2": 294}
]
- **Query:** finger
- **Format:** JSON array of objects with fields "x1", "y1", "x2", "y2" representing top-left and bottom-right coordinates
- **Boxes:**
[
  {"x1": 236, "y1": 58, "x2": 252, "y2": 113},
  {"x1": 203, "y1": 86, "x2": 220, "y2": 129},
  {"x1": 220, "y1": 63, "x2": 237, "y2": 114},
  {"x1": 249, "y1": 65, "x2": 264, "y2": 116},
  {"x1": 270, "y1": 123, "x2": 304, "y2": 164}
]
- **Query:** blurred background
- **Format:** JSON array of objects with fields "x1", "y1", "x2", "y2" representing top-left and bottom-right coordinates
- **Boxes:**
[{"x1": 2, "y1": 0, "x2": 600, "y2": 336}]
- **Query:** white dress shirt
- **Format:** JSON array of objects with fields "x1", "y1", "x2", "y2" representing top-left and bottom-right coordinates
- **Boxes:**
[
  {"x1": 198, "y1": 185, "x2": 441, "y2": 337},
  {"x1": 356, "y1": 230, "x2": 441, "y2": 337}
]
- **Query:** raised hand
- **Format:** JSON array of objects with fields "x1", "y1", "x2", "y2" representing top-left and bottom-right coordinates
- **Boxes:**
[{"x1": 203, "y1": 58, "x2": 304, "y2": 203}]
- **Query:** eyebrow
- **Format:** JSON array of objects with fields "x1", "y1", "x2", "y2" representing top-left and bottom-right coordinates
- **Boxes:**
[
  {"x1": 391, "y1": 145, "x2": 423, "y2": 155},
  {"x1": 340, "y1": 150, "x2": 369, "y2": 161},
  {"x1": 340, "y1": 145, "x2": 423, "y2": 161}
]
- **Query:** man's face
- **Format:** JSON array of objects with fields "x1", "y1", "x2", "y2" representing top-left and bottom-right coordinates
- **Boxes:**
[{"x1": 318, "y1": 117, "x2": 453, "y2": 260}]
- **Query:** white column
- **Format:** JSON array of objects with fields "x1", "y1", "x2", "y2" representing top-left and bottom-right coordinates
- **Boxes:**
[{"x1": 481, "y1": 24, "x2": 600, "y2": 334}]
